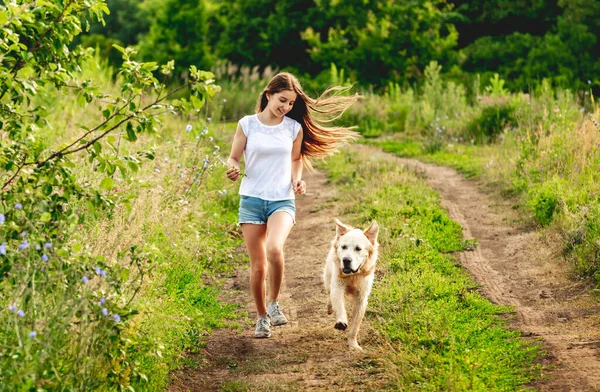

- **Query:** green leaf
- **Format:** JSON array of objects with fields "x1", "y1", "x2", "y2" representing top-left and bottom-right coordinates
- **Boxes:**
[
  {"x1": 120, "y1": 267, "x2": 131, "y2": 280},
  {"x1": 100, "y1": 177, "x2": 114, "y2": 190},
  {"x1": 40, "y1": 212, "x2": 52, "y2": 222},
  {"x1": 106, "y1": 162, "x2": 116, "y2": 175},
  {"x1": 77, "y1": 93, "x2": 86, "y2": 107},
  {"x1": 17, "y1": 67, "x2": 35, "y2": 79},
  {"x1": 125, "y1": 122, "x2": 136, "y2": 141},
  {"x1": 42, "y1": 183, "x2": 53, "y2": 196},
  {"x1": 112, "y1": 44, "x2": 126, "y2": 55},
  {"x1": 191, "y1": 94, "x2": 204, "y2": 109}
]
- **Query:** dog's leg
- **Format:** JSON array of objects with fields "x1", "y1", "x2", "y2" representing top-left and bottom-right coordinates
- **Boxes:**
[
  {"x1": 347, "y1": 277, "x2": 373, "y2": 350},
  {"x1": 323, "y1": 261, "x2": 333, "y2": 314},
  {"x1": 330, "y1": 281, "x2": 348, "y2": 330}
]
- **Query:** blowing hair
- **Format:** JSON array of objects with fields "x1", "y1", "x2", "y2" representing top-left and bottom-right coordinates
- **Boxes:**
[{"x1": 256, "y1": 72, "x2": 360, "y2": 169}]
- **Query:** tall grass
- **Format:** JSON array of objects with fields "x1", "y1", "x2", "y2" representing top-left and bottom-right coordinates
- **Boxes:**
[{"x1": 209, "y1": 61, "x2": 277, "y2": 123}]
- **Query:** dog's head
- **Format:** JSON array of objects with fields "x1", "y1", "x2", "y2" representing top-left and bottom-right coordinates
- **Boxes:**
[{"x1": 334, "y1": 218, "x2": 379, "y2": 276}]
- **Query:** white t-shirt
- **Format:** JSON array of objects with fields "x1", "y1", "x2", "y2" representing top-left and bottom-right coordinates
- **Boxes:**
[{"x1": 238, "y1": 114, "x2": 302, "y2": 201}]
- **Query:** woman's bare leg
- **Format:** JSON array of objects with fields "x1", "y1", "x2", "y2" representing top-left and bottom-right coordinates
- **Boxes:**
[
  {"x1": 242, "y1": 223, "x2": 268, "y2": 316},
  {"x1": 265, "y1": 212, "x2": 295, "y2": 302}
]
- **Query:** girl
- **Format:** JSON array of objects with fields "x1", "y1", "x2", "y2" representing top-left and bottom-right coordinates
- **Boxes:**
[{"x1": 226, "y1": 72, "x2": 359, "y2": 338}]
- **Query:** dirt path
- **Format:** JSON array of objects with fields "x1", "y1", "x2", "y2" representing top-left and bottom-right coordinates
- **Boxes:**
[
  {"x1": 370, "y1": 146, "x2": 600, "y2": 392},
  {"x1": 168, "y1": 169, "x2": 391, "y2": 391},
  {"x1": 169, "y1": 146, "x2": 600, "y2": 392}
]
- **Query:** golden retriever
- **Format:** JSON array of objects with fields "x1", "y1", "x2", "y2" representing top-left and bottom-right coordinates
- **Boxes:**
[{"x1": 323, "y1": 218, "x2": 379, "y2": 350}]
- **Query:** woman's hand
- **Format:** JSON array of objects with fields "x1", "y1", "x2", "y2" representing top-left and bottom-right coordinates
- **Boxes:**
[
  {"x1": 227, "y1": 167, "x2": 241, "y2": 181},
  {"x1": 293, "y1": 179, "x2": 306, "y2": 195}
]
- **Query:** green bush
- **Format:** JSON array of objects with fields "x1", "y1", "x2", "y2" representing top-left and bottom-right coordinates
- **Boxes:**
[
  {"x1": 466, "y1": 101, "x2": 517, "y2": 143},
  {"x1": 527, "y1": 183, "x2": 560, "y2": 227}
]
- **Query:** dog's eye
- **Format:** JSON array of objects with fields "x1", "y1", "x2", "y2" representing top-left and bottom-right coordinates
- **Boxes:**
[
  {"x1": 355, "y1": 246, "x2": 362, "y2": 252},
  {"x1": 341, "y1": 245, "x2": 347, "y2": 250}
]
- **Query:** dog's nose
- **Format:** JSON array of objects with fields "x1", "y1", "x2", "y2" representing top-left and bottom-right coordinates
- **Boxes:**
[{"x1": 342, "y1": 257, "x2": 352, "y2": 267}]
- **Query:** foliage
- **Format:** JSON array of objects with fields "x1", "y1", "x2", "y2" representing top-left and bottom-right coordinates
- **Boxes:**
[
  {"x1": 342, "y1": 61, "x2": 472, "y2": 141},
  {"x1": 81, "y1": 0, "x2": 152, "y2": 68},
  {"x1": 215, "y1": 0, "x2": 316, "y2": 74},
  {"x1": 302, "y1": 0, "x2": 459, "y2": 87},
  {"x1": 459, "y1": 0, "x2": 600, "y2": 90},
  {"x1": 465, "y1": 101, "x2": 517, "y2": 143},
  {"x1": 385, "y1": 79, "x2": 600, "y2": 280},
  {"x1": 137, "y1": 0, "x2": 214, "y2": 78},
  {"x1": 0, "y1": 1, "x2": 221, "y2": 389},
  {"x1": 416, "y1": 61, "x2": 469, "y2": 133},
  {"x1": 87, "y1": 0, "x2": 151, "y2": 46},
  {"x1": 527, "y1": 181, "x2": 560, "y2": 227},
  {"x1": 453, "y1": 0, "x2": 560, "y2": 47},
  {"x1": 77, "y1": 0, "x2": 600, "y2": 91}
]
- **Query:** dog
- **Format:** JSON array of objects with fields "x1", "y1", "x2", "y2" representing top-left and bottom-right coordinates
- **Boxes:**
[{"x1": 323, "y1": 218, "x2": 379, "y2": 350}]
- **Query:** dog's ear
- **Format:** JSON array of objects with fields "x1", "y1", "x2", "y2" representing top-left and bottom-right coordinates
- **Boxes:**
[
  {"x1": 335, "y1": 218, "x2": 352, "y2": 238},
  {"x1": 363, "y1": 221, "x2": 379, "y2": 245}
]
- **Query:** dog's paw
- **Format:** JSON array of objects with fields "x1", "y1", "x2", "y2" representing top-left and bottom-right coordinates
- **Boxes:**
[
  {"x1": 349, "y1": 339, "x2": 363, "y2": 351},
  {"x1": 327, "y1": 303, "x2": 333, "y2": 315},
  {"x1": 334, "y1": 322, "x2": 348, "y2": 331}
]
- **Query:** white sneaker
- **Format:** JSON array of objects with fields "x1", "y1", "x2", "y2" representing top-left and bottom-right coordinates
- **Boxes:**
[
  {"x1": 255, "y1": 316, "x2": 271, "y2": 338},
  {"x1": 267, "y1": 301, "x2": 288, "y2": 326}
]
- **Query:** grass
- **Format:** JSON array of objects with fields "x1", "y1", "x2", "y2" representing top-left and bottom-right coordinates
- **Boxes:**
[
  {"x1": 15, "y1": 54, "x2": 593, "y2": 389},
  {"x1": 318, "y1": 148, "x2": 543, "y2": 391},
  {"x1": 371, "y1": 138, "x2": 510, "y2": 180}
]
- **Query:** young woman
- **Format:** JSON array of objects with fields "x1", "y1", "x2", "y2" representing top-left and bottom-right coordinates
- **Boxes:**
[{"x1": 226, "y1": 72, "x2": 359, "y2": 338}]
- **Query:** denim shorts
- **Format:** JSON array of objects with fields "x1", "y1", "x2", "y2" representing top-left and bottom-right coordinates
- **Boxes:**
[{"x1": 238, "y1": 195, "x2": 296, "y2": 225}]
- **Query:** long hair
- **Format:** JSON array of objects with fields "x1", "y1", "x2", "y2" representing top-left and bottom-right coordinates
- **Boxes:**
[{"x1": 256, "y1": 72, "x2": 360, "y2": 169}]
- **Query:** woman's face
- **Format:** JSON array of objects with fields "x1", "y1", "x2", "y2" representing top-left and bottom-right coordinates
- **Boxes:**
[{"x1": 266, "y1": 90, "x2": 297, "y2": 117}]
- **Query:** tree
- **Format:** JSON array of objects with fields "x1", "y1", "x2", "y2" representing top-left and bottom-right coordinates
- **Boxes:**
[
  {"x1": 87, "y1": 0, "x2": 151, "y2": 46},
  {"x1": 138, "y1": 0, "x2": 214, "y2": 78},
  {"x1": 215, "y1": 0, "x2": 317, "y2": 73},
  {"x1": 451, "y1": 0, "x2": 560, "y2": 47},
  {"x1": 459, "y1": 0, "x2": 600, "y2": 90},
  {"x1": 303, "y1": 0, "x2": 459, "y2": 87}
]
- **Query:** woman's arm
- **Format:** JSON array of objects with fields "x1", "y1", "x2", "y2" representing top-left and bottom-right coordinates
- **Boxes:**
[
  {"x1": 291, "y1": 127, "x2": 305, "y2": 194},
  {"x1": 226, "y1": 123, "x2": 246, "y2": 181}
]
